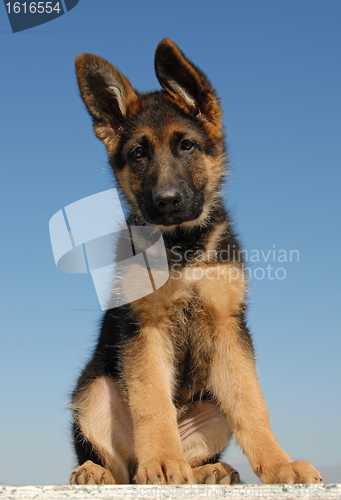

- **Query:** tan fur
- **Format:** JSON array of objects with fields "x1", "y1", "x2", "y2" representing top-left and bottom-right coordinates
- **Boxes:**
[
  {"x1": 123, "y1": 324, "x2": 196, "y2": 484},
  {"x1": 203, "y1": 222, "x2": 229, "y2": 262},
  {"x1": 72, "y1": 377, "x2": 135, "y2": 483},
  {"x1": 193, "y1": 462, "x2": 240, "y2": 484},
  {"x1": 121, "y1": 262, "x2": 245, "y2": 481},
  {"x1": 179, "y1": 401, "x2": 232, "y2": 466},
  {"x1": 199, "y1": 275, "x2": 321, "y2": 483},
  {"x1": 71, "y1": 460, "x2": 116, "y2": 485}
]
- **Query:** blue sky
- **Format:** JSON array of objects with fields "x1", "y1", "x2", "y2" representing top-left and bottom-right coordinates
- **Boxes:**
[{"x1": 1, "y1": 0, "x2": 340, "y2": 486}]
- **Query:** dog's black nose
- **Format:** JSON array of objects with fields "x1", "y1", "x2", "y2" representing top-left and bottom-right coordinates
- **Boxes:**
[{"x1": 153, "y1": 189, "x2": 183, "y2": 211}]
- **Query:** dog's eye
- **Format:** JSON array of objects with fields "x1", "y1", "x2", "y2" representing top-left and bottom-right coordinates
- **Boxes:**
[
  {"x1": 180, "y1": 139, "x2": 194, "y2": 151},
  {"x1": 131, "y1": 146, "x2": 146, "y2": 159}
]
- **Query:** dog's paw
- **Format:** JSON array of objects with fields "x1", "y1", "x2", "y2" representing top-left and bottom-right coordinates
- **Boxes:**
[
  {"x1": 70, "y1": 460, "x2": 115, "y2": 485},
  {"x1": 257, "y1": 461, "x2": 323, "y2": 484},
  {"x1": 193, "y1": 462, "x2": 240, "y2": 484},
  {"x1": 135, "y1": 457, "x2": 195, "y2": 485}
]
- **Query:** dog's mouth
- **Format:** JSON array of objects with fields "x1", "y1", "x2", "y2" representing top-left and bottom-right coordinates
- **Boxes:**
[
  {"x1": 138, "y1": 191, "x2": 204, "y2": 227},
  {"x1": 141, "y1": 210, "x2": 202, "y2": 227}
]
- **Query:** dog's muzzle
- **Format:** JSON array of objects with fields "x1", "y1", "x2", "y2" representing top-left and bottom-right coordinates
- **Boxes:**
[{"x1": 152, "y1": 188, "x2": 183, "y2": 213}]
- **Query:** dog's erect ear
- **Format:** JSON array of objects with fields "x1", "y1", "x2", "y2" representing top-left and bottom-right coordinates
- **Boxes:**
[
  {"x1": 154, "y1": 39, "x2": 222, "y2": 128},
  {"x1": 75, "y1": 54, "x2": 138, "y2": 148}
]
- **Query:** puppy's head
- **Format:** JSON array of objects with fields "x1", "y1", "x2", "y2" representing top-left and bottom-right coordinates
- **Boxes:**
[{"x1": 75, "y1": 39, "x2": 226, "y2": 230}]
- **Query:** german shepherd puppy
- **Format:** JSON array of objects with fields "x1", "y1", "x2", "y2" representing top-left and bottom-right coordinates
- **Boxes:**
[{"x1": 70, "y1": 39, "x2": 322, "y2": 486}]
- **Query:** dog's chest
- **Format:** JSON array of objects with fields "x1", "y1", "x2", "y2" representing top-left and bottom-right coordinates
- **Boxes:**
[{"x1": 170, "y1": 294, "x2": 216, "y2": 404}]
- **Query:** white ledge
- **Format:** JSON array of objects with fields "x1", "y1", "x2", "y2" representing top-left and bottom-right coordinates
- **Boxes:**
[{"x1": 0, "y1": 484, "x2": 340, "y2": 500}]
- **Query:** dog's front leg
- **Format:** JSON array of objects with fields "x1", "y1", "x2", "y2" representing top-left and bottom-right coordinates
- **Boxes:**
[
  {"x1": 200, "y1": 266, "x2": 322, "y2": 484},
  {"x1": 208, "y1": 318, "x2": 322, "y2": 484},
  {"x1": 124, "y1": 324, "x2": 195, "y2": 485}
]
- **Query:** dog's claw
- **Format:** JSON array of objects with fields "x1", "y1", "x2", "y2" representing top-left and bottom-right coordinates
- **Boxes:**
[
  {"x1": 205, "y1": 471, "x2": 217, "y2": 484},
  {"x1": 220, "y1": 470, "x2": 240, "y2": 484},
  {"x1": 77, "y1": 471, "x2": 86, "y2": 485}
]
